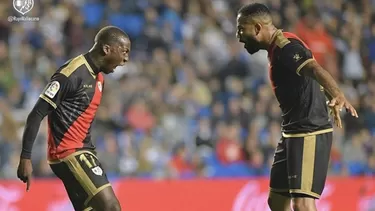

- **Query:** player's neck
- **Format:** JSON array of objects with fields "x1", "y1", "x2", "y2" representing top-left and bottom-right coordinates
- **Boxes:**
[
  {"x1": 87, "y1": 48, "x2": 105, "y2": 73},
  {"x1": 263, "y1": 27, "x2": 278, "y2": 49}
]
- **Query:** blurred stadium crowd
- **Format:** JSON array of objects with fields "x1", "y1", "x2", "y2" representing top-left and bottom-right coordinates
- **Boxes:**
[{"x1": 0, "y1": 0, "x2": 374, "y2": 179}]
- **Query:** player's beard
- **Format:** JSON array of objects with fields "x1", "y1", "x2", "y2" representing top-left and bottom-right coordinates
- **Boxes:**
[
  {"x1": 102, "y1": 66, "x2": 115, "y2": 74},
  {"x1": 244, "y1": 42, "x2": 260, "y2": 54}
]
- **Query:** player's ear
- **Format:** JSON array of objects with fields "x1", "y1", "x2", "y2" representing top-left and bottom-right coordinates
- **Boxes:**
[
  {"x1": 254, "y1": 23, "x2": 262, "y2": 35},
  {"x1": 102, "y1": 44, "x2": 111, "y2": 55}
]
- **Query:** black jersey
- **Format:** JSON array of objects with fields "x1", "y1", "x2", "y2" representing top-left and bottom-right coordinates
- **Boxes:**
[
  {"x1": 39, "y1": 54, "x2": 104, "y2": 160},
  {"x1": 267, "y1": 30, "x2": 332, "y2": 136}
]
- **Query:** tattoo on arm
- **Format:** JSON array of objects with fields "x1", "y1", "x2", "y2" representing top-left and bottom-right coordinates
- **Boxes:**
[{"x1": 299, "y1": 60, "x2": 343, "y2": 99}]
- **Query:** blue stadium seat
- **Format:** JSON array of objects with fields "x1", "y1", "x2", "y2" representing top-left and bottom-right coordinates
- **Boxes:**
[
  {"x1": 180, "y1": 172, "x2": 196, "y2": 179},
  {"x1": 161, "y1": 9, "x2": 183, "y2": 41},
  {"x1": 347, "y1": 161, "x2": 366, "y2": 176},
  {"x1": 203, "y1": 153, "x2": 220, "y2": 166},
  {"x1": 211, "y1": 162, "x2": 253, "y2": 177},
  {"x1": 108, "y1": 14, "x2": 144, "y2": 37},
  {"x1": 198, "y1": 107, "x2": 211, "y2": 118},
  {"x1": 27, "y1": 30, "x2": 44, "y2": 49},
  {"x1": 81, "y1": 3, "x2": 105, "y2": 27},
  {"x1": 331, "y1": 161, "x2": 342, "y2": 174}
]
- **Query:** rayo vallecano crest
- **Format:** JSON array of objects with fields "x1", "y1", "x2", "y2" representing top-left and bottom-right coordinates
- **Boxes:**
[
  {"x1": 97, "y1": 81, "x2": 102, "y2": 92},
  {"x1": 13, "y1": 0, "x2": 34, "y2": 15}
]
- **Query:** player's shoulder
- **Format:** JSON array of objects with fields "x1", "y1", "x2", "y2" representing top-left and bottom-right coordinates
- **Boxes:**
[
  {"x1": 282, "y1": 32, "x2": 301, "y2": 41},
  {"x1": 281, "y1": 32, "x2": 309, "y2": 50},
  {"x1": 55, "y1": 54, "x2": 88, "y2": 78},
  {"x1": 272, "y1": 32, "x2": 308, "y2": 57},
  {"x1": 272, "y1": 31, "x2": 301, "y2": 52}
]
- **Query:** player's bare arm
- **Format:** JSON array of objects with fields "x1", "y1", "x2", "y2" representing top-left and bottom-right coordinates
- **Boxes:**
[
  {"x1": 323, "y1": 90, "x2": 333, "y2": 101},
  {"x1": 299, "y1": 60, "x2": 358, "y2": 115},
  {"x1": 300, "y1": 60, "x2": 359, "y2": 127}
]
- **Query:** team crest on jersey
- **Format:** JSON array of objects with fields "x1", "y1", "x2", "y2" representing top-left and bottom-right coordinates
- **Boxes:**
[
  {"x1": 293, "y1": 54, "x2": 302, "y2": 62},
  {"x1": 97, "y1": 81, "x2": 102, "y2": 92},
  {"x1": 92, "y1": 166, "x2": 103, "y2": 176},
  {"x1": 44, "y1": 81, "x2": 60, "y2": 98}
]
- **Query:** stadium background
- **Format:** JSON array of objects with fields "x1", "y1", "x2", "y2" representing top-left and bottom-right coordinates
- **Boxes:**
[{"x1": 0, "y1": 0, "x2": 375, "y2": 210}]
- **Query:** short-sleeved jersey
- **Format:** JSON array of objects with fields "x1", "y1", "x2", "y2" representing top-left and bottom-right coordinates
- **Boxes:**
[
  {"x1": 39, "y1": 54, "x2": 104, "y2": 160},
  {"x1": 267, "y1": 30, "x2": 332, "y2": 136}
]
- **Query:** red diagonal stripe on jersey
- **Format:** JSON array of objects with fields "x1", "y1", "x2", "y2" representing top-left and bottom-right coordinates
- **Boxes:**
[
  {"x1": 47, "y1": 118, "x2": 57, "y2": 157},
  {"x1": 54, "y1": 74, "x2": 103, "y2": 159}
]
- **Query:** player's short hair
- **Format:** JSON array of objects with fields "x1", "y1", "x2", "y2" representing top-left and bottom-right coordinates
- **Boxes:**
[
  {"x1": 238, "y1": 3, "x2": 272, "y2": 23},
  {"x1": 94, "y1": 26, "x2": 129, "y2": 46}
]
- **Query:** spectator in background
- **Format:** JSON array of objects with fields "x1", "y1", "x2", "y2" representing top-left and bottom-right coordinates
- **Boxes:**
[
  {"x1": 296, "y1": 6, "x2": 339, "y2": 79},
  {"x1": 97, "y1": 132, "x2": 120, "y2": 175},
  {"x1": 369, "y1": 14, "x2": 375, "y2": 68},
  {"x1": 0, "y1": 2, "x2": 10, "y2": 43},
  {"x1": 217, "y1": 40, "x2": 250, "y2": 88},
  {"x1": 169, "y1": 143, "x2": 194, "y2": 178},
  {"x1": 366, "y1": 154, "x2": 375, "y2": 176},
  {"x1": 342, "y1": 34, "x2": 365, "y2": 83},
  {"x1": 0, "y1": 41, "x2": 16, "y2": 95},
  {"x1": 63, "y1": 5, "x2": 85, "y2": 57},
  {"x1": 226, "y1": 96, "x2": 250, "y2": 128},
  {"x1": 248, "y1": 150, "x2": 267, "y2": 176},
  {"x1": 137, "y1": 134, "x2": 159, "y2": 177},
  {"x1": 216, "y1": 122, "x2": 244, "y2": 165},
  {"x1": 0, "y1": 101, "x2": 19, "y2": 170},
  {"x1": 363, "y1": 95, "x2": 375, "y2": 132},
  {"x1": 195, "y1": 117, "x2": 214, "y2": 149},
  {"x1": 343, "y1": 133, "x2": 367, "y2": 175},
  {"x1": 183, "y1": 63, "x2": 212, "y2": 108},
  {"x1": 210, "y1": 101, "x2": 225, "y2": 128},
  {"x1": 138, "y1": 7, "x2": 167, "y2": 53},
  {"x1": 126, "y1": 98, "x2": 155, "y2": 132}
]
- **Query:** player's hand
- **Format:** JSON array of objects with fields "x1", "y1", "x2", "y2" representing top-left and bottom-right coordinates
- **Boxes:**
[
  {"x1": 329, "y1": 104, "x2": 343, "y2": 128},
  {"x1": 328, "y1": 94, "x2": 358, "y2": 128},
  {"x1": 328, "y1": 94, "x2": 358, "y2": 117},
  {"x1": 17, "y1": 159, "x2": 33, "y2": 192}
]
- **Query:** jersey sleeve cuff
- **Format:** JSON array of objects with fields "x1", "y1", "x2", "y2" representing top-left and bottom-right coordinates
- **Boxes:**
[
  {"x1": 296, "y1": 58, "x2": 315, "y2": 76},
  {"x1": 39, "y1": 94, "x2": 57, "y2": 109},
  {"x1": 20, "y1": 151, "x2": 32, "y2": 159}
]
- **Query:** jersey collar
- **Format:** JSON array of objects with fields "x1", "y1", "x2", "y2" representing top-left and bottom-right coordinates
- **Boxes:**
[{"x1": 267, "y1": 29, "x2": 283, "y2": 53}]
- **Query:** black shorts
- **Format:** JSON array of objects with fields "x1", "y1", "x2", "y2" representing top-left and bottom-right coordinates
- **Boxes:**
[
  {"x1": 49, "y1": 150, "x2": 111, "y2": 211},
  {"x1": 270, "y1": 130, "x2": 333, "y2": 199}
]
